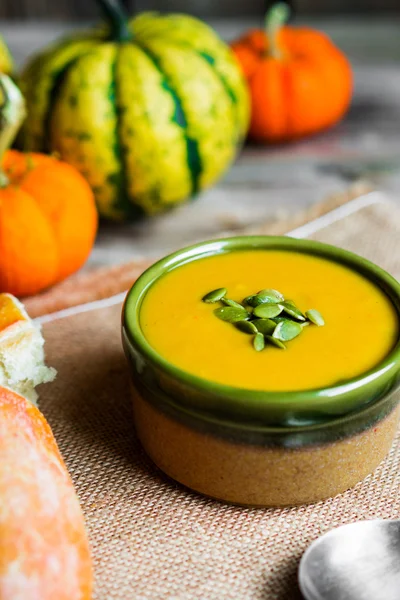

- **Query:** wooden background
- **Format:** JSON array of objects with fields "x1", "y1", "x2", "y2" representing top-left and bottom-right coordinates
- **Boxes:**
[{"x1": 1, "y1": 0, "x2": 399, "y2": 19}]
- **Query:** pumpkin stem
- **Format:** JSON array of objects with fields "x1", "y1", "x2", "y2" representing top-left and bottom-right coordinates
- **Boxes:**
[
  {"x1": 0, "y1": 75, "x2": 26, "y2": 187},
  {"x1": 265, "y1": 3, "x2": 290, "y2": 59},
  {"x1": 97, "y1": 0, "x2": 132, "y2": 42}
]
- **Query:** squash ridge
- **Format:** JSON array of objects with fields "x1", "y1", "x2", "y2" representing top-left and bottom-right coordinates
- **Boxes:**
[
  {"x1": 133, "y1": 39, "x2": 202, "y2": 197},
  {"x1": 42, "y1": 54, "x2": 92, "y2": 153},
  {"x1": 109, "y1": 48, "x2": 145, "y2": 220}
]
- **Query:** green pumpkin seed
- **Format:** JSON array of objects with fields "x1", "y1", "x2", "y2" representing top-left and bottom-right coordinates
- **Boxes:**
[
  {"x1": 253, "y1": 332, "x2": 265, "y2": 352},
  {"x1": 284, "y1": 299, "x2": 296, "y2": 306},
  {"x1": 243, "y1": 295, "x2": 259, "y2": 307},
  {"x1": 244, "y1": 288, "x2": 284, "y2": 307},
  {"x1": 214, "y1": 306, "x2": 250, "y2": 323},
  {"x1": 202, "y1": 287, "x2": 227, "y2": 303},
  {"x1": 253, "y1": 318, "x2": 276, "y2": 335},
  {"x1": 279, "y1": 301, "x2": 306, "y2": 321},
  {"x1": 273, "y1": 316, "x2": 299, "y2": 326},
  {"x1": 253, "y1": 304, "x2": 283, "y2": 319},
  {"x1": 265, "y1": 335, "x2": 286, "y2": 349},
  {"x1": 206, "y1": 285, "x2": 323, "y2": 351},
  {"x1": 272, "y1": 316, "x2": 288, "y2": 323},
  {"x1": 258, "y1": 288, "x2": 284, "y2": 302},
  {"x1": 272, "y1": 320, "x2": 303, "y2": 341},
  {"x1": 236, "y1": 320, "x2": 258, "y2": 334},
  {"x1": 306, "y1": 309, "x2": 325, "y2": 326},
  {"x1": 222, "y1": 298, "x2": 245, "y2": 310}
]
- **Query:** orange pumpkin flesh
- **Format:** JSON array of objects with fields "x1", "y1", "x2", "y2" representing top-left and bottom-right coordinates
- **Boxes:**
[
  {"x1": 231, "y1": 23, "x2": 352, "y2": 142},
  {"x1": 0, "y1": 150, "x2": 98, "y2": 297},
  {"x1": 0, "y1": 386, "x2": 93, "y2": 600}
]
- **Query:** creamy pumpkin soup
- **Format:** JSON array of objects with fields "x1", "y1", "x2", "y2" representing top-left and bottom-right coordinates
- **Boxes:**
[{"x1": 140, "y1": 250, "x2": 398, "y2": 391}]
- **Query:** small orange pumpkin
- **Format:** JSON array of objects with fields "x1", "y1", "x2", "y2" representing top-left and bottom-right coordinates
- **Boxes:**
[
  {"x1": 0, "y1": 75, "x2": 97, "y2": 297},
  {"x1": 231, "y1": 3, "x2": 352, "y2": 142}
]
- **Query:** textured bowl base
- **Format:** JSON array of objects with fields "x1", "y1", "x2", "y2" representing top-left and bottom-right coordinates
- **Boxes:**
[{"x1": 132, "y1": 387, "x2": 400, "y2": 507}]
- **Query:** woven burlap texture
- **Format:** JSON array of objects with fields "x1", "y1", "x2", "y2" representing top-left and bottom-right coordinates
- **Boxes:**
[{"x1": 39, "y1": 200, "x2": 400, "y2": 600}]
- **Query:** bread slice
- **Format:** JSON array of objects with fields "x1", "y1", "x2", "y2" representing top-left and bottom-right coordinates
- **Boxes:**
[{"x1": 0, "y1": 294, "x2": 56, "y2": 403}]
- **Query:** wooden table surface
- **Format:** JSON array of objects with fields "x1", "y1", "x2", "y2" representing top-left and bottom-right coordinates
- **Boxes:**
[{"x1": 2, "y1": 16, "x2": 400, "y2": 266}]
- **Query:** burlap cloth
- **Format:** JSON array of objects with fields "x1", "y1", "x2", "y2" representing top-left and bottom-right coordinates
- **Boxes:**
[{"x1": 38, "y1": 195, "x2": 400, "y2": 600}]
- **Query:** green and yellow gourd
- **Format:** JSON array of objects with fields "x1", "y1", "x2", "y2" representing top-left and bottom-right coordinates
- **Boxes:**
[
  {"x1": 19, "y1": 0, "x2": 249, "y2": 221},
  {"x1": 0, "y1": 35, "x2": 13, "y2": 75}
]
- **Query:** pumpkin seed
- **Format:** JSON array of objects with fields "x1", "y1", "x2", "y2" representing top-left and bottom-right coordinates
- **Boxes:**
[
  {"x1": 244, "y1": 288, "x2": 283, "y2": 307},
  {"x1": 253, "y1": 318, "x2": 276, "y2": 335},
  {"x1": 206, "y1": 285, "x2": 323, "y2": 352},
  {"x1": 279, "y1": 301, "x2": 306, "y2": 321},
  {"x1": 306, "y1": 309, "x2": 325, "y2": 326},
  {"x1": 253, "y1": 332, "x2": 265, "y2": 352},
  {"x1": 214, "y1": 306, "x2": 250, "y2": 323},
  {"x1": 258, "y1": 288, "x2": 284, "y2": 302},
  {"x1": 265, "y1": 335, "x2": 286, "y2": 350},
  {"x1": 284, "y1": 299, "x2": 296, "y2": 306},
  {"x1": 273, "y1": 316, "x2": 298, "y2": 326},
  {"x1": 253, "y1": 304, "x2": 283, "y2": 319},
  {"x1": 236, "y1": 320, "x2": 258, "y2": 334},
  {"x1": 243, "y1": 295, "x2": 259, "y2": 307},
  {"x1": 202, "y1": 287, "x2": 227, "y2": 303},
  {"x1": 272, "y1": 316, "x2": 288, "y2": 323},
  {"x1": 222, "y1": 298, "x2": 245, "y2": 310},
  {"x1": 272, "y1": 320, "x2": 303, "y2": 341}
]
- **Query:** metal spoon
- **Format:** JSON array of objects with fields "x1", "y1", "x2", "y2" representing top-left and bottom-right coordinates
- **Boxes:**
[{"x1": 298, "y1": 520, "x2": 400, "y2": 600}]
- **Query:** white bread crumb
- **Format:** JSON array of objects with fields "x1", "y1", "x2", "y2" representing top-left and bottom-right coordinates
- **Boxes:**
[{"x1": 0, "y1": 295, "x2": 56, "y2": 404}]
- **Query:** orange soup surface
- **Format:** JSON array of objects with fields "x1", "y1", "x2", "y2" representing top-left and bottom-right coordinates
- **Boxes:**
[{"x1": 140, "y1": 250, "x2": 399, "y2": 391}]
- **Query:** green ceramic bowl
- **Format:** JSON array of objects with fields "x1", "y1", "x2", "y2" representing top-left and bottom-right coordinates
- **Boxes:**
[{"x1": 122, "y1": 236, "x2": 400, "y2": 428}]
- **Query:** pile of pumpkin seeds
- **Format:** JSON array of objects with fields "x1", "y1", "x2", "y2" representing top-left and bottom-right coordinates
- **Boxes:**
[{"x1": 202, "y1": 287, "x2": 324, "y2": 352}]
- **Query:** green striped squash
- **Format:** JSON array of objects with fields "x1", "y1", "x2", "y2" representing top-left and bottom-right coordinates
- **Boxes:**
[
  {"x1": 0, "y1": 35, "x2": 13, "y2": 75},
  {"x1": 19, "y1": 0, "x2": 249, "y2": 221}
]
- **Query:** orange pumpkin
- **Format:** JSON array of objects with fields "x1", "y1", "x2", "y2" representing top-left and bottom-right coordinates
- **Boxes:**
[
  {"x1": 0, "y1": 75, "x2": 97, "y2": 297},
  {"x1": 231, "y1": 3, "x2": 352, "y2": 142}
]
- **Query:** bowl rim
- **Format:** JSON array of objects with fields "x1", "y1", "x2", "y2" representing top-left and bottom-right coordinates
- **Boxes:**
[{"x1": 122, "y1": 235, "x2": 400, "y2": 421}]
